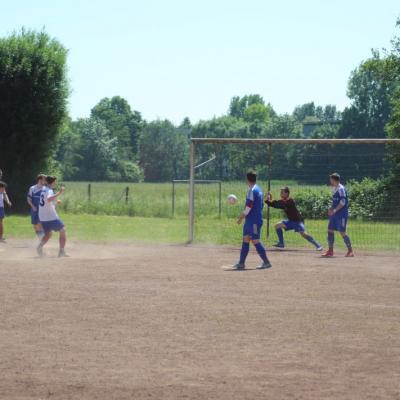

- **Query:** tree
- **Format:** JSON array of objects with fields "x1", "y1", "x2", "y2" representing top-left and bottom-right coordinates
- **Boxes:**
[
  {"x1": 91, "y1": 96, "x2": 143, "y2": 159},
  {"x1": 229, "y1": 94, "x2": 266, "y2": 118},
  {"x1": 138, "y1": 120, "x2": 189, "y2": 181},
  {"x1": 73, "y1": 118, "x2": 118, "y2": 181},
  {"x1": 0, "y1": 29, "x2": 68, "y2": 209}
]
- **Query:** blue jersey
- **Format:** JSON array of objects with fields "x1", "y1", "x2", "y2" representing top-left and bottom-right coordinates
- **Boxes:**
[
  {"x1": 27, "y1": 184, "x2": 43, "y2": 208},
  {"x1": 244, "y1": 184, "x2": 264, "y2": 224},
  {"x1": 331, "y1": 184, "x2": 348, "y2": 217}
]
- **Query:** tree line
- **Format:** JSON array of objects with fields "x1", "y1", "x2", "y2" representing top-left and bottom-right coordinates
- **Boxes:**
[{"x1": 0, "y1": 22, "x2": 399, "y2": 210}]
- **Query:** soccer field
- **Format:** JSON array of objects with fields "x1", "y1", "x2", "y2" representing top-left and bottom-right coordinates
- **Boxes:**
[{"x1": 1, "y1": 240, "x2": 399, "y2": 400}]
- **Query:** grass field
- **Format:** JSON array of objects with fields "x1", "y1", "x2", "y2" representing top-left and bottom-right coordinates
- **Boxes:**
[
  {"x1": 5, "y1": 213, "x2": 400, "y2": 251},
  {"x1": 55, "y1": 180, "x2": 327, "y2": 218},
  {"x1": 3, "y1": 180, "x2": 399, "y2": 251}
]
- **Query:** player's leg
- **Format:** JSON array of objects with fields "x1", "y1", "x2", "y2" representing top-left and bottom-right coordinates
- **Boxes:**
[
  {"x1": 233, "y1": 235, "x2": 250, "y2": 270},
  {"x1": 274, "y1": 222, "x2": 286, "y2": 248},
  {"x1": 0, "y1": 217, "x2": 4, "y2": 241},
  {"x1": 300, "y1": 229, "x2": 323, "y2": 251},
  {"x1": 252, "y1": 223, "x2": 272, "y2": 269},
  {"x1": 37, "y1": 231, "x2": 52, "y2": 257},
  {"x1": 58, "y1": 228, "x2": 68, "y2": 257},
  {"x1": 339, "y1": 218, "x2": 353, "y2": 257},
  {"x1": 322, "y1": 230, "x2": 335, "y2": 257}
]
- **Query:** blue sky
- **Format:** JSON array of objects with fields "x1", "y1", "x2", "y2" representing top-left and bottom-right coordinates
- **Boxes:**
[{"x1": 1, "y1": 0, "x2": 399, "y2": 123}]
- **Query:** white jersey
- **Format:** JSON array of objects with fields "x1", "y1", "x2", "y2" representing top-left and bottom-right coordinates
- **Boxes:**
[
  {"x1": 38, "y1": 187, "x2": 59, "y2": 222},
  {"x1": 0, "y1": 192, "x2": 4, "y2": 208}
]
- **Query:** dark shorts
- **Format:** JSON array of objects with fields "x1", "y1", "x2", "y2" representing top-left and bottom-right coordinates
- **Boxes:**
[
  {"x1": 0, "y1": 207, "x2": 4, "y2": 219},
  {"x1": 328, "y1": 215, "x2": 348, "y2": 232},
  {"x1": 31, "y1": 211, "x2": 40, "y2": 225},
  {"x1": 41, "y1": 219, "x2": 65, "y2": 234},
  {"x1": 282, "y1": 220, "x2": 305, "y2": 232},
  {"x1": 243, "y1": 220, "x2": 263, "y2": 240}
]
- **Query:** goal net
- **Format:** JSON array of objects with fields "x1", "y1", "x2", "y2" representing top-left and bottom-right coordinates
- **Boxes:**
[{"x1": 187, "y1": 138, "x2": 400, "y2": 252}]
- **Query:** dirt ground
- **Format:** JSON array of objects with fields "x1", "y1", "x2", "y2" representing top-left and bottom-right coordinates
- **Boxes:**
[{"x1": 0, "y1": 240, "x2": 399, "y2": 400}]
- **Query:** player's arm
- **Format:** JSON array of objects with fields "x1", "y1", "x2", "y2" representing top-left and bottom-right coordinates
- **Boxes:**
[
  {"x1": 27, "y1": 189, "x2": 35, "y2": 210},
  {"x1": 237, "y1": 191, "x2": 254, "y2": 224},
  {"x1": 264, "y1": 194, "x2": 284, "y2": 209},
  {"x1": 4, "y1": 192, "x2": 12, "y2": 207},
  {"x1": 47, "y1": 186, "x2": 65, "y2": 202}
]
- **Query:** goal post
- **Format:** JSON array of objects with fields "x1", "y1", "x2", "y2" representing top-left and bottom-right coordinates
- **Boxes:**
[{"x1": 188, "y1": 138, "x2": 400, "y2": 244}]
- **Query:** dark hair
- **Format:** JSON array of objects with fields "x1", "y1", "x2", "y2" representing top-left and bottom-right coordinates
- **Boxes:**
[
  {"x1": 330, "y1": 172, "x2": 341, "y2": 182},
  {"x1": 281, "y1": 186, "x2": 290, "y2": 195},
  {"x1": 45, "y1": 175, "x2": 57, "y2": 185},
  {"x1": 246, "y1": 171, "x2": 257, "y2": 183},
  {"x1": 0, "y1": 181, "x2": 7, "y2": 188},
  {"x1": 36, "y1": 173, "x2": 46, "y2": 183}
]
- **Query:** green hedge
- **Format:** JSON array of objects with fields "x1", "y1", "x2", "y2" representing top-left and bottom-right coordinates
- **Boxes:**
[{"x1": 295, "y1": 178, "x2": 392, "y2": 220}]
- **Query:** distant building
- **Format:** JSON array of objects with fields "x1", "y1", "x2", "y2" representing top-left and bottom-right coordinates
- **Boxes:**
[{"x1": 302, "y1": 117, "x2": 341, "y2": 137}]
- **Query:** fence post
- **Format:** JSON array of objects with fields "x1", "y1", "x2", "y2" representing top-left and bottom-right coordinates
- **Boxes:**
[
  {"x1": 172, "y1": 181, "x2": 175, "y2": 218},
  {"x1": 218, "y1": 181, "x2": 222, "y2": 218},
  {"x1": 125, "y1": 187, "x2": 129, "y2": 204},
  {"x1": 188, "y1": 142, "x2": 195, "y2": 243},
  {"x1": 88, "y1": 183, "x2": 91, "y2": 202}
]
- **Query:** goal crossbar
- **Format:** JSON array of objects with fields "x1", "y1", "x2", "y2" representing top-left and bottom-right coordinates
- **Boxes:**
[{"x1": 188, "y1": 137, "x2": 400, "y2": 243}]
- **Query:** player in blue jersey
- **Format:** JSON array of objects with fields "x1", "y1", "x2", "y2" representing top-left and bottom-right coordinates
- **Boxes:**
[
  {"x1": 27, "y1": 174, "x2": 46, "y2": 239},
  {"x1": 322, "y1": 173, "x2": 354, "y2": 257},
  {"x1": 232, "y1": 171, "x2": 272, "y2": 270},
  {"x1": 0, "y1": 181, "x2": 12, "y2": 242}
]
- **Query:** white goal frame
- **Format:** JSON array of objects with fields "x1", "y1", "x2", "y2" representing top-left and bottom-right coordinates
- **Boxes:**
[{"x1": 188, "y1": 138, "x2": 400, "y2": 243}]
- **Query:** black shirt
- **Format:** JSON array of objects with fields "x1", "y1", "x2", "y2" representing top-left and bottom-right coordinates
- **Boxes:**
[{"x1": 265, "y1": 198, "x2": 303, "y2": 222}]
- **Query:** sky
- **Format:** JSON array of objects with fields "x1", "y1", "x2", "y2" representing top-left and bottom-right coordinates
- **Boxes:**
[{"x1": 1, "y1": 0, "x2": 399, "y2": 124}]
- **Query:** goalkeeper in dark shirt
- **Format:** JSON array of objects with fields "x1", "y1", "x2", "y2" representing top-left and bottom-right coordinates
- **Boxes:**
[{"x1": 265, "y1": 186, "x2": 322, "y2": 250}]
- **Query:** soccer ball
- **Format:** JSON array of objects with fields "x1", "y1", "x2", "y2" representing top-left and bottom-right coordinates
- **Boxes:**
[{"x1": 227, "y1": 194, "x2": 238, "y2": 205}]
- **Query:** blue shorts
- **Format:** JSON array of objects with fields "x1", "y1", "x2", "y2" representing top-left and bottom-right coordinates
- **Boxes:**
[
  {"x1": 0, "y1": 207, "x2": 4, "y2": 219},
  {"x1": 41, "y1": 219, "x2": 65, "y2": 234},
  {"x1": 31, "y1": 211, "x2": 40, "y2": 225},
  {"x1": 282, "y1": 220, "x2": 305, "y2": 232},
  {"x1": 243, "y1": 220, "x2": 263, "y2": 240},
  {"x1": 328, "y1": 214, "x2": 348, "y2": 232}
]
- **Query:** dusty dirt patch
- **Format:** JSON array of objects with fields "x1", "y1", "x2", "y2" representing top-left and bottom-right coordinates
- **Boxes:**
[{"x1": 0, "y1": 240, "x2": 399, "y2": 399}]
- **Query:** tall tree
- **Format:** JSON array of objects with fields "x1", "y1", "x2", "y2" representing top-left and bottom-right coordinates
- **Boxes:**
[
  {"x1": 91, "y1": 96, "x2": 143, "y2": 159},
  {"x1": 0, "y1": 29, "x2": 68, "y2": 209},
  {"x1": 138, "y1": 120, "x2": 189, "y2": 181}
]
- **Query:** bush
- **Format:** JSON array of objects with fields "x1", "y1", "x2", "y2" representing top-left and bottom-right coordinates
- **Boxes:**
[{"x1": 293, "y1": 177, "x2": 392, "y2": 220}]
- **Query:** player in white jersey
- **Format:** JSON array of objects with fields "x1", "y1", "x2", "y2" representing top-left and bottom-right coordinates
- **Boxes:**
[
  {"x1": 0, "y1": 181, "x2": 12, "y2": 242},
  {"x1": 27, "y1": 173, "x2": 46, "y2": 239},
  {"x1": 37, "y1": 176, "x2": 67, "y2": 257}
]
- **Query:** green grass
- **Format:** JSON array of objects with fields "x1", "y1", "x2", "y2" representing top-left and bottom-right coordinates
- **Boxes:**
[
  {"x1": 56, "y1": 180, "x2": 330, "y2": 218},
  {"x1": 4, "y1": 213, "x2": 400, "y2": 251}
]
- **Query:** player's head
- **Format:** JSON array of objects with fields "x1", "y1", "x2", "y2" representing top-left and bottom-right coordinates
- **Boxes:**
[
  {"x1": 246, "y1": 170, "x2": 257, "y2": 185},
  {"x1": 36, "y1": 173, "x2": 46, "y2": 185},
  {"x1": 280, "y1": 186, "x2": 290, "y2": 199},
  {"x1": 329, "y1": 172, "x2": 341, "y2": 187},
  {"x1": 0, "y1": 181, "x2": 7, "y2": 193},
  {"x1": 45, "y1": 175, "x2": 57, "y2": 188}
]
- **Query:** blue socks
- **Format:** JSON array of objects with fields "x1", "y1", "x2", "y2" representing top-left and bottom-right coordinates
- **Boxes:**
[
  {"x1": 239, "y1": 242, "x2": 250, "y2": 264},
  {"x1": 304, "y1": 235, "x2": 321, "y2": 249},
  {"x1": 343, "y1": 235, "x2": 352, "y2": 250},
  {"x1": 255, "y1": 242, "x2": 269, "y2": 263},
  {"x1": 276, "y1": 228, "x2": 284, "y2": 245},
  {"x1": 328, "y1": 232, "x2": 334, "y2": 249}
]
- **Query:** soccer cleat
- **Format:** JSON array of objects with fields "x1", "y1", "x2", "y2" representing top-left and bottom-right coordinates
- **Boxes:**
[
  {"x1": 36, "y1": 245, "x2": 44, "y2": 257},
  {"x1": 231, "y1": 262, "x2": 245, "y2": 270},
  {"x1": 58, "y1": 249, "x2": 69, "y2": 258},
  {"x1": 256, "y1": 261, "x2": 272, "y2": 270},
  {"x1": 321, "y1": 249, "x2": 334, "y2": 258},
  {"x1": 316, "y1": 246, "x2": 323, "y2": 251},
  {"x1": 273, "y1": 242, "x2": 285, "y2": 249},
  {"x1": 345, "y1": 250, "x2": 354, "y2": 257}
]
